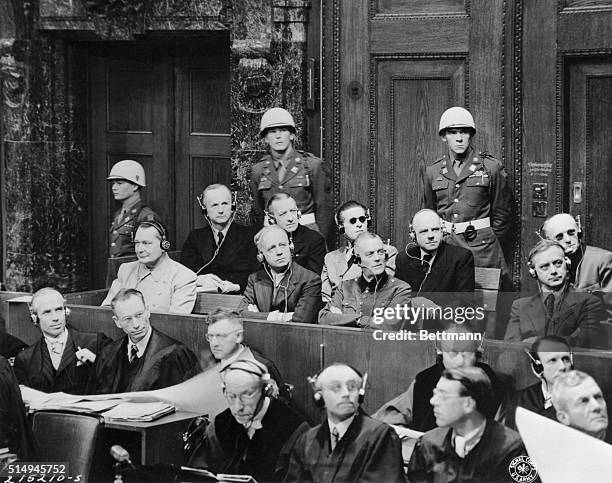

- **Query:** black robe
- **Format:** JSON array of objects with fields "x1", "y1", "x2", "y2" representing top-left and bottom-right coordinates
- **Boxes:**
[
  {"x1": 14, "y1": 327, "x2": 112, "y2": 395},
  {"x1": 89, "y1": 328, "x2": 200, "y2": 394},
  {"x1": 505, "y1": 382, "x2": 557, "y2": 430},
  {"x1": 180, "y1": 222, "x2": 259, "y2": 291},
  {"x1": 290, "y1": 224, "x2": 327, "y2": 276},
  {"x1": 188, "y1": 398, "x2": 309, "y2": 482},
  {"x1": 0, "y1": 356, "x2": 36, "y2": 459},
  {"x1": 284, "y1": 410, "x2": 406, "y2": 483}
]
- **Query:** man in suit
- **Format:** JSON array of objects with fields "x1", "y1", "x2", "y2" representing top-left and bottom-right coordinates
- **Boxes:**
[
  {"x1": 396, "y1": 209, "x2": 475, "y2": 329},
  {"x1": 187, "y1": 360, "x2": 308, "y2": 482},
  {"x1": 180, "y1": 184, "x2": 258, "y2": 292},
  {"x1": 90, "y1": 288, "x2": 199, "y2": 394},
  {"x1": 238, "y1": 226, "x2": 321, "y2": 323},
  {"x1": 14, "y1": 287, "x2": 111, "y2": 394},
  {"x1": 505, "y1": 335, "x2": 574, "y2": 430},
  {"x1": 319, "y1": 232, "x2": 411, "y2": 330},
  {"x1": 542, "y1": 213, "x2": 612, "y2": 318},
  {"x1": 103, "y1": 221, "x2": 197, "y2": 314},
  {"x1": 504, "y1": 239, "x2": 604, "y2": 348},
  {"x1": 285, "y1": 363, "x2": 406, "y2": 483},
  {"x1": 267, "y1": 193, "x2": 326, "y2": 276},
  {"x1": 408, "y1": 367, "x2": 526, "y2": 482}
]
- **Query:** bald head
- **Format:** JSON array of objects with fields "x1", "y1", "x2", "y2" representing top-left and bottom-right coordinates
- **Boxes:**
[
  {"x1": 542, "y1": 213, "x2": 581, "y2": 255},
  {"x1": 30, "y1": 287, "x2": 64, "y2": 313},
  {"x1": 411, "y1": 209, "x2": 443, "y2": 252}
]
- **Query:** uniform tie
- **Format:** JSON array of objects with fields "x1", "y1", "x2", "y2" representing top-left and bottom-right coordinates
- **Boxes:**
[
  {"x1": 422, "y1": 253, "x2": 433, "y2": 270},
  {"x1": 330, "y1": 427, "x2": 340, "y2": 451},
  {"x1": 453, "y1": 159, "x2": 464, "y2": 177},
  {"x1": 277, "y1": 160, "x2": 287, "y2": 182},
  {"x1": 545, "y1": 293, "x2": 555, "y2": 318},
  {"x1": 217, "y1": 231, "x2": 224, "y2": 247},
  {"x1": 129, "y1": 344, "x2": 139, "y2": 363}
]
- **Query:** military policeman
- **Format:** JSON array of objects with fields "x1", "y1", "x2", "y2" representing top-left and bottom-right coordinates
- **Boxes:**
[
  {"x1": 107, "y1": 160, "x2": 160, "y2": 259},
  {"x1": 423, "y1": 107, "x2": 514, "y2": 274},
  {"x1": 250, "y1": 107, "x2": 332, "y2": 239}
]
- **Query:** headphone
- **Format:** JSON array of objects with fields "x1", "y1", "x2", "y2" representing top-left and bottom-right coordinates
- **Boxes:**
[
  {"x1": 265, "y1": 209, "x2": 302, "y2": 226},
  {"x1": 527, "y1": 253, "x2": 571, "y2": 278},
  {"x1": 134, "y1": 220, "x2": 171, "y2": 251},
  {"x1": 408, "y1": 209, "x2": 448, "y2": 242},
  {"x1": 334, "y1": 208, "x2": 371, "y2": 234},
  {"x1": 197, "y1": 190, "x2": 237, "y2": 217},
  {"x1": 30, "y1": 306, "x2": 71, "y2": 325},
  {"x1": 308, "y1": 364, "x2": 368, "y2": 408},
  {"x1": 525, "y1": 344, "x2": 574, "y2": 378},
  {"x1": 221, "y1": 359, "x2": 276, "y2": 399}
]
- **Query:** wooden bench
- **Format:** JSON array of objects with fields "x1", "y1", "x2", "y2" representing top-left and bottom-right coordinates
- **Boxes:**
[{"x1": 193, "y1": 292, "x2": 243, "y2": 315}]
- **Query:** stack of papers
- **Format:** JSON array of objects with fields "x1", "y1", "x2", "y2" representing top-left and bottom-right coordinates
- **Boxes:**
[
  {"x1": 102, "y1": 402, "x2": 175, "y2": 422},
  {"x1": 21, "y1": 386, "x2": 122, "y2": 412}
]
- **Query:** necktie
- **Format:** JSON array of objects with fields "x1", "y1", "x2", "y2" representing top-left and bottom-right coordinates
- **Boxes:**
[
  {"x1": 545, "y1": 293, "x2": 555, "y2": 318},
  {"x1": 47, "y1": 340, "x2": 64, "y2": 355},
  {"x1": 130, "y1": 344, "x2": 139, "y2": 363},
  {"x1": 330, "y1": 427, "x2": 340, "y2": 451},
  {"x1": 217, "y1": 231, "x2": 224, "y2": 247},
  {"x1": 277, "y1": 161, "x2": 287, "y2": 182},
  {"x1": 453, "y1": 159, "x2": 463, "y2": 176},
  {"x1": 454, "y1": 434, "x2": 467, "y2": 458},
  {"x1": 422, "y1": 253, "x2": 433, "y2": 270}
]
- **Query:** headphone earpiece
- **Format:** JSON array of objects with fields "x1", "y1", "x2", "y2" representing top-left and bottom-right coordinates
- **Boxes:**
[
  {"x1": 197, "y1": 191, "x2": 237, "y2": 216},
  {"x1": 408, "y1": 224, "x2": 416, "y2": 242},
  {"x1": 221, "y1": 360, "x2": 275, "y2": 398},
  {"x1": 265, "y1": 211, "x2": 276, "y2": 225},
  {"x1": 257, "y1": 252, "x2": 265, "y2": 264},
  {"x1": 134, "y1": 221, "x2": 170, "y2": 251},
  {"x1": 528, "y1": 262, "x2": 537, "y2": 279},
  {"x1": 30, "y1": 312, "x2": 38, "y2": 325}
]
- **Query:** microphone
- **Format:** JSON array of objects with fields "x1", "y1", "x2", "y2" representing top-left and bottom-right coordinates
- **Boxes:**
[{"x1": 110, "y1": 445, "x2": 132, "y2": 465}]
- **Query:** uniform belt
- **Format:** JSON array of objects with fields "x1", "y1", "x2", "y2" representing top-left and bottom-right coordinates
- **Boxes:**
[
  {"x1": 299, "y1": 212, "x2": 316, "y2": 225},
  {"x1": 442, "y1": 217, "x2": 491, "y2": 234}
]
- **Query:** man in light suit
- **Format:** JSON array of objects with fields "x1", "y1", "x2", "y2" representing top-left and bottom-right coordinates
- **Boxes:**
[{"x1": 504, "y1": 239, "x2": 604, "y2": 348}]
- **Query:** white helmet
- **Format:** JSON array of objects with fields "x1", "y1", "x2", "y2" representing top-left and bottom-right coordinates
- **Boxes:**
[
  {"x1": 438, "y1": 107, "x2": 476, "y2": 135},
  {"x1": 259, "y1": 108, "x2": 296, "y2": 136},
  {"x1": 107, "y1": 160, "x2": 146, "y2": 187}
]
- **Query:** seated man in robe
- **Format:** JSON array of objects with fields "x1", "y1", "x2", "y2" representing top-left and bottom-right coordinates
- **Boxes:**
[
  {"x1": 181, "y1": 183, "x2": 258, "y2": 293},
  {"x1": 103, "y1": 221, "x2": 197, "y2": 314},
  {"x1": 90, "y1": 288, "x2": 200, "y2": 394},
  {"x1": 408, "y1": 367, "x2": 527, "y2": 482},
  {"x1": 318, "y1": 232, "x2": 411, "y2": 330},
  {"x1": 374, "y1": 325, "x2": 505, "y2": 432},
  {"x1": 187, "y1": 359, "x2": 308, "y2": 482},
  {"x1": 505, "y1": 335, "x2": 574, "y2": 430},
  {"x1": 551, "y1": 370, "x2": 610, "y2": 444},
  {"x1": 504, "y1": 239, "x2": 603, "y2": 348},
  {"x1": 14, "y1": 287, "x2": 111, "y2": 394},
  {"x1": 239, "y1": 226, "x2": 321, "y2": 323},
  {"x1": 285, "y1": 363, "x2": 406, "y2": 483}
]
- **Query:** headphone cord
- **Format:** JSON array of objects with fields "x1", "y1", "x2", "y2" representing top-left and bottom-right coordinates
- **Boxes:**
[{"x1": 195, "y1": 213, "x2": 235, "y2": 275}]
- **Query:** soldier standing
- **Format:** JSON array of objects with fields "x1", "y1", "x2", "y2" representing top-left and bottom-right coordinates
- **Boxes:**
[{"x1": 250, "y1": 108, "x2": 332, "y2": 238}]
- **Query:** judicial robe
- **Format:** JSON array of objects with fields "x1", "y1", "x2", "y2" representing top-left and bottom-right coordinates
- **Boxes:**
[
  {"x1": 14, "y1": 327, "x2": 112, "y2": 395},
  {"x1": 188, "y1": 398, "x2": 309, "y2": 482},
  {"x1": 284, "y1": 410, "x2": 406, "y2": 483},
  {"x1": 89, "y1": 328, "x2": 199, "y2": 394},
  {"x1": 505, "y1": 382, "x2": 557, "y2": 431},
  {"x1": 0, "y1": 356, "x2": 36, "y2": 459}
]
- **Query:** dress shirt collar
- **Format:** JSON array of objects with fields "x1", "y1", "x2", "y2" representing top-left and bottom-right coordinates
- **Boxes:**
[
  {"x1": 137, "y1": 252, "x2": 171, "y2": 281},
  {"x1": 44, "y1": 328, "x2": 69, "y2": 354},
  {"x1": 358, "y1": 271, "x2": 388, "y2": 292},
  {"x1": 419, "y1": 249, "x2": 437, "y2": 264},
  {"x1": 245, "y1": 397, "x2": 271, "y2": 439},
  {"x1": 328, "y1": 414, "x2": 356, "y2": 441},
  {"x1": 212, "y1": 223, "x2": 231, "y2": 242},
  {"x1": 127, "y1": 325, "x2": 152, "y2": 360},
  {"x1": 451, "y1": 419, "x2": 487, "y2": 458}
]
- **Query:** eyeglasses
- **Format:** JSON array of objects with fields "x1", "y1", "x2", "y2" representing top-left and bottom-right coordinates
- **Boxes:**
[
  {"x1": 205, "y1": 329, "x2": 240, "y2": 342},
  {"x1": 224, "y1": 390, "x2": 260, "y2": 404},
  {"x1": 346, "y1": 216, "x2": 368, "y2": 225},
  {"x1": 117, "y1": 311, "x2": 148, "y2": 324}
]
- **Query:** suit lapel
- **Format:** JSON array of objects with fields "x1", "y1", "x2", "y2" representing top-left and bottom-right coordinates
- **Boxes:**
[
  {"x1": 56, "y1": 331, "x2": 77, "y2": 374},
  {"x1": 256, "y1": 274, "x2": 274, "y2": 312},
  {"x1": 555, "y1": 292, "x2": 578, "y2": 333},
  {"x1": 526, "y1": 295, "x2": 547, "y2": 334}
]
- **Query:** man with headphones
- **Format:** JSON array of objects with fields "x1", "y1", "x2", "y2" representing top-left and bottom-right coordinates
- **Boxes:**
[
  {"x1": 181, "y1": 184, "x2": 258, "y2": 293},
  {"x1": 238, "y1": 225, "x2": 321, "y2": 323},
  {"x1": 542, "y1": 213, "x2": 612, "y2": 318},
  {"x1": 505, "y1": 335, "x2": 574, "y2": 430},
  {"x1": 504, "y1": 239, "x2": 604, "y2": 347},
  {"x1": 322, "y1": 200, "x2": 398, "y2": 303},
  {"x1": 319, "y1": 232, "x2": 411, "y2": 329},
  {"x1": 187, "y1": 359, "x2": 308, "y2": 482},
  {"x1": 395, "y1": 209, "x2": 475, "y2": 329},
  {"x1": 285, "y1": 363, "x2": 405, "y2": 483},
  {"x1": 14, "y1": 287, "x2": 111, "y2": 394},
  {"x1": 266, "y1": 193, "x2": 326, "y2": 276},
  {"x1": 102, "y1": 221, "x2": 197, "y2": 313}
]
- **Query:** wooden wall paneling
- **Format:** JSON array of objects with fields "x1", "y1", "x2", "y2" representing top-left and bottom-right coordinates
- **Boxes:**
[
  {"x1": 558, "y1": 9, "x2": 612, "y2": 50},
  {"x1": 376, "y1": 0, "x2": 467, "y2": 16}
]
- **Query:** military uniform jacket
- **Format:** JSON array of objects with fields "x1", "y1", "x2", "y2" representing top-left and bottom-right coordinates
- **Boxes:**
[
  {"x1": 180, "y1": 222, "x2": 259, "y2": 291},
  {"x1": 14, "y1": 327, "x2": 112, "y2": 395},
  {"x1": 109, "y1": 201, "x2": 160, "y2": 258},
  {"x1": 238, "y1": 262, "x2": 322, "y2": 324},
  {"x1": 88, "y1": 328, "x2": 199, "y2": 394},
  {"x1": 284, "y1": 410, "x2": 406, "y2": 483},
  {"x1": 423, "y1": 146, "x2": 514, "y2": 240},
  {"x1": 250, "y1": 147, "x2": 332, "y2": 237},
  {"x1": 407, "y1": 421, "x2": 526, "y2": 483},
  {"x1": 574, "y1": 245, "x2": 612, "y2": 317},
  {"x1": 318, "y1": 273, "x2": 412, "y2": 330}
]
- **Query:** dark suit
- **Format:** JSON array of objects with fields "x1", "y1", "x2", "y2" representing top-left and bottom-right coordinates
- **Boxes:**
[
  {"x1": 14, "y1": 327, "x2": 111, "y2": 395},
  {"x1": 290, "y1": 224, "x2": 326, "y2": 276},
  {"x1": 504, "y1": 288, "x2": 604, "y2": 348},
  {"x1": 89, "y1": 328, "x2": 200, "y2": 394},
  {"x1": 238, "y1": 262, "x2": 322, "y2": 324},
  {"x1": 505, "y1": 382, "x2": 557, "y2": 431},
  {"x1": 396, "y1": 241, "x2": 475, "y2": 302},
  {"x1": 180, "y1": 222, "x2": 258, "y2": 290}
]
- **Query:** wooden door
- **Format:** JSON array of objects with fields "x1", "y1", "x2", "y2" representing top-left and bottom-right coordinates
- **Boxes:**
[
  {"x1": 88, "y1": 38, "x2": 230, "y2": 288},
  {"x1": 329, "y1": 0, "x2": 507, "y2": 254}
]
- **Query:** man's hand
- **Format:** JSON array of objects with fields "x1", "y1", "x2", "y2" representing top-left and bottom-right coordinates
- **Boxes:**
[
  {"x1": 76, "y1": 346, "x2": 96, "y2": 365},
  {"x1": 266, "y1": 310, "x2": 294, "y2": 322},
  {"x1": 247, "y1": 304, "x2": 260, "y2": 312},
  {"x1": 218, "y1": 281, "x2": 241, "y2": 294},
  {"x1": 196, "y1": 273, "x2": 223, "y2": 292}
]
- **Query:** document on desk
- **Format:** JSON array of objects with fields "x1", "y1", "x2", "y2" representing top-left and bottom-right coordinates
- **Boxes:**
[
  {"x1": 102, "y1": 402, "x2": 176, "y2": 422},
  {"x1": 21, "y1": 386, "x2": 124, "y2": 412}
]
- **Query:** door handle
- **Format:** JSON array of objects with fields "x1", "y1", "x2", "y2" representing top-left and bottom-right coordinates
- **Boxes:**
[{"x1": 573, "y1": 182, "x2": 583, "y2": 204}]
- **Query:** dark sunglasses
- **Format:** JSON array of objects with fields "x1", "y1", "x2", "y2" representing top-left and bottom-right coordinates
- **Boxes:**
[{"x1": 347, "y1": 216, "x2": 368, "y2": 225}]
